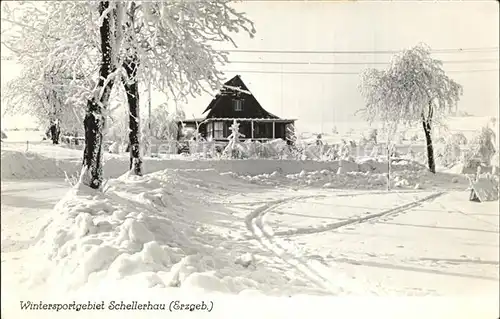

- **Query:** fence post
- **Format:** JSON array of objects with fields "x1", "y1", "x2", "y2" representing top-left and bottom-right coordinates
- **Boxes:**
[{"x1": 26, "y1": 140, "x2": 29, "y2": 152}]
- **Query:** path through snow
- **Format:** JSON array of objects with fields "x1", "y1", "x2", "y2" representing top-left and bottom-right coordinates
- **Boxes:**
[
  {"x1": 1, "y1": 179, "x2": 70, "y2": 252},
  {"x1": 237, "y1": 188, "x2": 499, "y2": 296}
]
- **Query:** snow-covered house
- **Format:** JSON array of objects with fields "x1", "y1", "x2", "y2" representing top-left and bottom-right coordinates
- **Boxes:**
[{"x1": 178, "y1": 75, "x2": 296, "y2": 143}]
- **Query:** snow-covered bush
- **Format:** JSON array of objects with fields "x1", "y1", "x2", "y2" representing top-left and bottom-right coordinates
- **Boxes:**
[
  {"x1": 284, "y1": 143, "x2": 305, "y2": 160},
  {"x1": 466, "y1": 126, "x2": 497, "y2": 166},
  {"x1": 339, "y1": 140, "x2": 352, "y2": 160},
  {"x1": 406, "y1": 145, "x2": 415, "y2": 160},
  {"x1": 436, "y1": 139, "x2": 462, "y2": 168},
  {"x1": 255, "y1": 142, "x2": 275, "y2": 159},
  {"x1": 358, "y1": 136, "x2": 369, "y2": 148},
  {"x1": 108, "y1": 142, "x2": 121, "y2": 154},
  {"x1": 321, "y1": 144, "x2": 337, "y2": 161},
  {"x1": 230, "y1": 139, "x2": 288, "y2": 160},
  {"x1": 435, "y1": 137, "x2": 446, "y2": 144},
  {"x1": 368, "y1": 128, "x2": 378, "y2": 144},
  {"x1": 449, "y1": 132, "x2": 468, "y2": 146},
  {"x1": 434, "y1": 132, "x2": 468, "y2": 167},
  {"x1": 259, "y1": 139, "x2": 288, "y2": 159},
  {"x1": 369, "y1": 144, "x2": 380, "y2": 158},
  {"x1": 491, "y1": 151, "x2": 499, "y2": 175}
]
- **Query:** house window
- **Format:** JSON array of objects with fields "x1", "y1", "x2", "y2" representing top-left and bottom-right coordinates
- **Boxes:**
[
  {"x1": 214, "y1": 121, "x2": 224, "y2": 139},
  {"x1": 207, "y1": 122, "x2": 214, "y2": 138},
  {"x1": 233, "y1": 99, "x2": 243, "y2": 111}
]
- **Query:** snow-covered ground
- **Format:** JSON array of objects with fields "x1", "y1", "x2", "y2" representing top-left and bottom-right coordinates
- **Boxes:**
[
  {"x1": 1, "y1": 124, "x2": 499, "y2": 319},
  {"x1": 299, "y1": 116, "x2": 498, "y2": 144}
]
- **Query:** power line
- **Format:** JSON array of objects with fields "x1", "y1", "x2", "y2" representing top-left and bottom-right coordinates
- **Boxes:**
[
  {"x1": 221, "y1": 69, "x2": 499, "y2": 75},
  {"x1": 228, "y1": 58, "x2": 500, "y2": 66},
  {"x1": 223, "y1": 47, "x2": 499, "y2": 55}
]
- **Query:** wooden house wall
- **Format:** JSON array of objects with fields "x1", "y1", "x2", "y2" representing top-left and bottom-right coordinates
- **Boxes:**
[{"x1": 205, "y1": 95, "x2": 277, "y2": 120}]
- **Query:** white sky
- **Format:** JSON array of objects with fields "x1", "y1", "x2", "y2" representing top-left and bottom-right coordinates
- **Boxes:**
[{"x1": 1, "y1": 1, "x2": 499, "y2": 131}]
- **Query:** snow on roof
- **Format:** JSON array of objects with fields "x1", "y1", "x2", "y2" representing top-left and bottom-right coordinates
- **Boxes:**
[
  {"x1": 204, "y1": 117, "x2": 296, "y2": 122},
  {"x1": 223, "y1": 84, "x2": 252, "y2": 95},
  {"x1": 179, "y1": 117, "x2": 296, "y2": 124}
]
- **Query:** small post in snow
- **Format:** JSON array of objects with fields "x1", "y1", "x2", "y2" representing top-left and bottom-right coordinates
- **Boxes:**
[
  {"x1": 387, "y1": 142, "x2": 391, "y2": 191},
  {"x1": 386, "y1": 131, "x2": 394, "y2": 192},
  {"x1": 26, "y1": 140, "x2": 29, "y2": 152}
]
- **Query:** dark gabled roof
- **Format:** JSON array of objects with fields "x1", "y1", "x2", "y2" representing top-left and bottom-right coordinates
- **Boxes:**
[{"x1": 202, "y1": 75, "x2": 279, "y2": 119}]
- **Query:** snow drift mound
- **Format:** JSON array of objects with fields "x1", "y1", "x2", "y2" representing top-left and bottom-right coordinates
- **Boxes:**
[
  {"x1": 227, "y1": 158, "x2": 435, "y2": 190},
  {"x1": 1, "y1": 150, "x2": 77, "y2": 179},
  {"x1": 27, "y1": 169, "x2": 325, "y2": 296}
]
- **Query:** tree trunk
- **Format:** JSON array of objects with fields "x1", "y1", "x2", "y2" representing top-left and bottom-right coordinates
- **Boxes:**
[
  {"x1": 80, "y1": 1, "x2": 115, "y2": 189},
  {"x1": 422, "y1": 119, "x2": 436, "y2": 174},
  {"x1": 123, "y1": 56, "x2": 143, "y2": 176},
  {"x1": 54, "y1": 121, "x2": 60, "y2": 144},
  {"x1": 50, "y1": 123, "x2": 58, "y2": 144}
]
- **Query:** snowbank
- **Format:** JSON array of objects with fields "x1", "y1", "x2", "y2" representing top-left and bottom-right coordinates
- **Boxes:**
[
  {"x1": 1, "y1": 150, "x2": 77, "y2": 180},
  {"x1": 1, "y1": 129, "x2": 46, "y2": 142},
  {"x1": 0, "y1": 147, "x2": 366, "y2": 180},
  {"x1": 224, "y1": 158, "x2": 451, "y2": 191},
  {"x1": 26, "y1": 169, "x2": 329, "y2": 297}
]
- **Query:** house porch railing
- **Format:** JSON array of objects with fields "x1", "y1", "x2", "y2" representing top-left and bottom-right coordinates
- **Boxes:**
[{"x1": 201, "y1": 117, "x2": 295, "y2": 140}]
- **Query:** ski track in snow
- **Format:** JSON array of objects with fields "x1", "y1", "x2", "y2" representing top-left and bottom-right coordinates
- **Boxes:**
[
  {"x1": 244, "y1": 194, "x2": 342, "y2": 293},
  {"x1": 244, "y1": 191, "x2": 447, "y2": 294},
  {"x1": 273, "y1": 192, "x2": 447, "y2": 237}
]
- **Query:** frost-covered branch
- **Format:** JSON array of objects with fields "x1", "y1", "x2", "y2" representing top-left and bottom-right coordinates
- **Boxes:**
[
  {"x1": 123, "y1": 0, "x2": 255, "y2": 103},
  {"x1": 359, "y1": 43, "x2": 462, "y2": 127},
  {"x1": 2, "y1": 1, "x2": 101, "y2": 131}
]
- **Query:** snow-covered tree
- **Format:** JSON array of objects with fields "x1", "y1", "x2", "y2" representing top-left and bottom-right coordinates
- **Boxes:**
[
  {"x1": 466, "y1": 126, "x2": 497, "y2": 166},
  {"x1": 2, "y1": 44, "x2": 91, "y2": 144},
  {"x1": 286, "y1": 124, "x2": 297, "y2": 145},
  {"x1": 359, "y1": 43, "x2": 463, "y2": 174},
  {"x1": 368, "y1": 128, "x2": 378, "y2": 144},
  {"x1": 2, "y1": 1, "x2": 107, "y2": 187},
  {"x1": 436, "y1": 137, "x2": 462, "y2": 168},
  {"x1": 223, "y1": 120, "x2": 244, "y2": 159},
  {"x1": 115, "y1": 1, "x2": 255, "y2": 174},
  {"x1": 2, "y1": 1, "x2": 255, "y2": 188},
  {"x1": 143, "y1": 103, "x2": 185, "y2": 141},
  {"x1": 339, "y1": 139, "x2": 351, "y2": 160}
]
